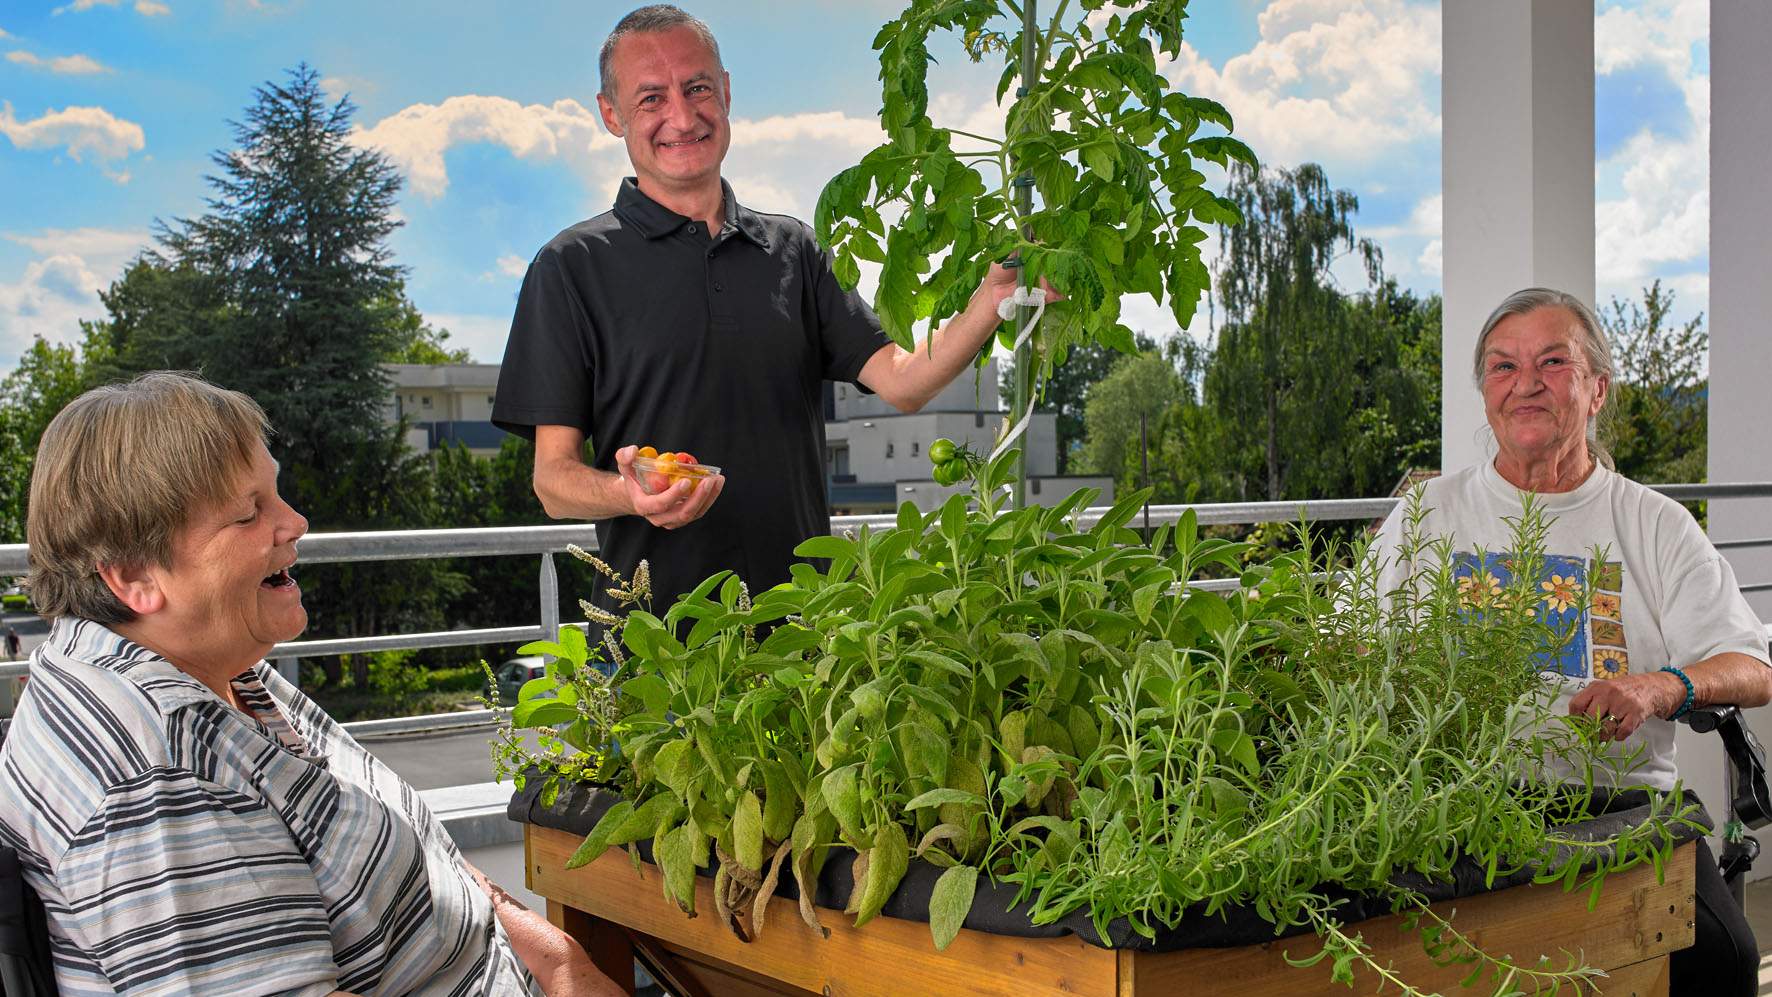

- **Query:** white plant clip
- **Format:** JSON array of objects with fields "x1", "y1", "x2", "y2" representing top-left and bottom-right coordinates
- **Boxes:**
[{"x1": 991, "y1": 286, "x2": 1049, "y2": 464}]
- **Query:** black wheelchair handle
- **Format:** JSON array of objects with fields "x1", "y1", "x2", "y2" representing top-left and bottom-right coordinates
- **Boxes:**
[{"x1": 1678, "y1": 704, "x2": 1772, "y2": 829}]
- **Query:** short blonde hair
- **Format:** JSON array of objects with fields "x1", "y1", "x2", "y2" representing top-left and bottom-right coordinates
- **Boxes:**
[{"x1": 27, "y1": 372, "x2": 270, "y2": 624}]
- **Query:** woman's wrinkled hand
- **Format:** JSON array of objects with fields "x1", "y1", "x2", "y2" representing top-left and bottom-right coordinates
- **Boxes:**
[{"x1": 1567, "y1": 672, "x2": 1686, "y2": 741}]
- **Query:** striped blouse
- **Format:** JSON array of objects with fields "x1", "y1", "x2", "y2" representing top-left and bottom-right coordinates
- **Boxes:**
[{"x1": 0, "y1": 618, "x2": 541, "y2": 996}]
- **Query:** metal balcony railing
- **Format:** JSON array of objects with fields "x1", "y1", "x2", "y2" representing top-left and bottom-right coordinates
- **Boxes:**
[{"x1": 2, "y1": 484, "x2": 1770, "y2": 739}]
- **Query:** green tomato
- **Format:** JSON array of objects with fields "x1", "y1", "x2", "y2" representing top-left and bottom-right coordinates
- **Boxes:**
[
  {"x1": 932, "y1": 461, "x2": 963, "y2": 486},
  {"x1": 928, "y1": 437, "x2": 957, "y2": 465}
]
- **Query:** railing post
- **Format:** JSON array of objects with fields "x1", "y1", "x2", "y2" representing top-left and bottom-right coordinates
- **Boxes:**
[
  {"x1": 539, "y1": 551, "x2": 560, "y2": 658},
  {"x1": 275, "y1": 657, "x2": 299, "y2": 687}
]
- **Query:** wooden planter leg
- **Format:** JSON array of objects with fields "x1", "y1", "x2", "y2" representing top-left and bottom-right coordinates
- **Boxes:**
[
  {"x1": 550, "y1": 899, "x2": 636, "y2": 994},
  {"x1": 630, "y1": 932, "x2": 716, "y2": 997}
]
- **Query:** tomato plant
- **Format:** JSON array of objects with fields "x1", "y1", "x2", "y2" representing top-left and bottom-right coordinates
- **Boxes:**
[{"x1": 815, "y1": 0, "x2": 1253, "y2": 392}]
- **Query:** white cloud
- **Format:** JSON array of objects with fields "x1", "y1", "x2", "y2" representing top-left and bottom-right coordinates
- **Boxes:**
[
  {"x1": 0, "y1": 227, "x2": 149, "y2": 368},
  {"x1": 354, "y1": 95, "x2": 621, "y2": 199},
  {"x1": 723, "y1": 109, "x2": 884, "y2": 219},
  {"x1": 355, "y1": 90, "x2": 887, "y2": 223},
  {"x1": 1366, "y1": 192, "x2": 1442, "y2": 277},
  {"x1": 5, "y1": 227, "x2": 150, "y2": 264},
  {"x1": 729, "y1": 110, "x2": 880, "y2": 150},
  {"x1": 6, "y1": 50, "x2": 112, "y2": 75},
  {"x1": 50, "y1": 0, "x2": 169, "y2": 13},
  {"x1": 425, "y1": 312, "x2": 513, "y2": 364},
  {"x1": 1157, "y1": 0, "x2": 1440, "y2": 169},
  {"x1": 480, "y1": 253, "x2": 529, "y2": 282},
  {"x1": 1592, "y1": 0, "x2": 1709, "y2": 310},
  {"x1": 1595, "y1": 73, "x2": 1708, "y2": 291},
  {"x1": 319, "y1": 75, "x2": 376, "y2": 102},
  {"x1": 0, "y1": 102, "x2": 144, "y2": 166},
  {"x1": 1595, "y1": 0, "x2": 1705, "y2": 79}
]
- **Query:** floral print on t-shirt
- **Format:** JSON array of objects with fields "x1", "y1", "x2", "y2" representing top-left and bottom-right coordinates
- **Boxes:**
[{"x1": 1451, "y1": 553, "x2": 1630, "y2": 681}]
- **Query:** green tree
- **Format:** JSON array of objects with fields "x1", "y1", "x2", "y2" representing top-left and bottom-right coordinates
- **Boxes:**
[
  {"x1": 100, "y1": 63, "x2": 409, "y2": 491},
  {"x1": 1601, "y1": 280, "x2": 1707, "y2": 484},
  {"x1": 79, "y1": 64, "x2": 460, "y2": 678},
  {"x1": 1212, "y1": 162, "x2": 1379, "y2": 500},
  {"x1": 1076, "y1": 351, "x2": 1186, "y2": 481},
  {"x1": 1000, "y1": 332, "x2": 1157, "y2": 474},
  {"x1": 0, "y1": 337, "x2": 90, "y2": 542},
  {"x1": 378, "y1": 294, "x2": 475, "y2": 365}
]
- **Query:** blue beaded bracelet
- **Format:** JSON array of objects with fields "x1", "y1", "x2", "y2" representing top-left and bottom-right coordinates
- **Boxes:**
[{"x1": 1660, "y1": 665, "x2": 1695, "y2": 720}]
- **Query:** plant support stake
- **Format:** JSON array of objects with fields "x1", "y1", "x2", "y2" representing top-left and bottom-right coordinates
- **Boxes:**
[{"x1": 1011, "y1": 0, "x2": 1038, "y2": 510}]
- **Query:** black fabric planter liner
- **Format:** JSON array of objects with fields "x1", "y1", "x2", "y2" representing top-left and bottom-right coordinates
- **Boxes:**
[{"x1": 510, "y1": 779, "x2": 1709, "y2": 953}]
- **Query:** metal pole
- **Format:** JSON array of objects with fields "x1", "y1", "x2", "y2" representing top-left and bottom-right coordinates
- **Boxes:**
[
  {"x1": 1010, "y1": 0, "x2": 1038, "y2": 510},
  {"x1": 1141, "y1": 411, "x2": 1151, "y2": 544}
]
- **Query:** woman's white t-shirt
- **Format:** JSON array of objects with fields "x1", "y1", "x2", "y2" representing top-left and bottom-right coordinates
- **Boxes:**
[{"x1": 1372, "y1": 461, "x2": 1770, "y2": 791}]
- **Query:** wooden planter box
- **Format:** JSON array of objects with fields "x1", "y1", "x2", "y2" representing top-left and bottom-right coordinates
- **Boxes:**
[{"x1": 527, "y1": 825, "x2": 1695, "y2": 997}]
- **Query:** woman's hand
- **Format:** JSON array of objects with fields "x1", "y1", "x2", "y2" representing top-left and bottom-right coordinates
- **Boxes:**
[
  {"x1": 1570, "y1": 652, "x2": 1772, "y2": 741},
  {"x1": 463, "y1": 861, "x2": 624, "y2": 997},
  {"x1": 1567, "y1": 672, "x2": 1685, "y2": 741}
]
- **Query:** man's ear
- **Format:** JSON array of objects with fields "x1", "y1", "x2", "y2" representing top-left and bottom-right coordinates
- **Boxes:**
[
  {"x1": 97, "y1": 561, "x2": 165, "y2": 617},
  {"x1": 597, "y1": 93, "x2": 624, "y2": 137}
]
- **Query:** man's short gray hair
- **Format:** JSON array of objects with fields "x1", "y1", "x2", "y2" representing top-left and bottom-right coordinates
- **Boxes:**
[
  {"x1": 1471, "y1": 287, "x2": 1618, "y2": 469},
  {"x1": 599, "y1": 5, "x2": 724, "y2": 99}
]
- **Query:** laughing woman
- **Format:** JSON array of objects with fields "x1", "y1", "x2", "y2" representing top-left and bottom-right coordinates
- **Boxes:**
[
  {"x1": 1372, "y1": 288, "x2": 1772, "y2": 997},
  {"x1": 0, "y1": 373, "x2": 620, "y2": 997}
]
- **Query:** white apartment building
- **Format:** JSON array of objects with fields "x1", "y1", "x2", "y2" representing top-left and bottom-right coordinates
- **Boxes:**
[
  {"x1": 383, "y1": 363, "x2": 505, "y2": 456},
  {"x1": 825, "y1": 359, "x2": 1114, "y2": 514}
]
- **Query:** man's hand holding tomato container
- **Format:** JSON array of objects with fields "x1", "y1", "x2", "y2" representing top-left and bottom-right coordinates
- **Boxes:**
[{"x1": 614, "y1": 445, "x2": 724, "y2": 531}]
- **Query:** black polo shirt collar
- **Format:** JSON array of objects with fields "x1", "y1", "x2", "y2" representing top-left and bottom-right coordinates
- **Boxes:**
[{"x1": 612, "y1": 177, "x2": 772, "y2": 251}]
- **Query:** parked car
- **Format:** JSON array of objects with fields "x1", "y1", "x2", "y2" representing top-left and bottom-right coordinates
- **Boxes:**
[
  {"x1": 1, "y1": 581, "x2": 29, "y2": 612},
  {"x1": 491, "y1": 655, "x2": 548, "y2": 706}
]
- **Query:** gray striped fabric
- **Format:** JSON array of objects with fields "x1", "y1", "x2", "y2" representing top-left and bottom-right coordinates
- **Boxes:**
[{"x1": 0, "y1": 618, "x2": 541, "y2": 996}]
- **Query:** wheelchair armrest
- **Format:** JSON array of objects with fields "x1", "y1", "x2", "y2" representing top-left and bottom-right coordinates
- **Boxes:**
[{"x1": 1679, "y1": 704, "x2": 1772, "y2": 829}]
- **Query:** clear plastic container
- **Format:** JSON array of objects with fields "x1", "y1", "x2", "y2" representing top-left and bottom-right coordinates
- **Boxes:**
[{"x1": 631, "y1": 455, "x2": 722, "y2": 495}]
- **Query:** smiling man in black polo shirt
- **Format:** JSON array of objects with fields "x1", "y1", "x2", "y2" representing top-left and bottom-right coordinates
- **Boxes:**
[{"x1": 492, "y1": 4, "x2": 1054, "y2": 617}]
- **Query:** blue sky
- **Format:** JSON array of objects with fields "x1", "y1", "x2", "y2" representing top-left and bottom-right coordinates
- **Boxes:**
[{"x1": 0, "y1": 0, "x2": 1712, "y2": 374}]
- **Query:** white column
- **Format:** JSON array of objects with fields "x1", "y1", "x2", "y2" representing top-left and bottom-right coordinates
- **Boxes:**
[
  {"x1": 1701, "y1": 0, "x2": 1772, "y2": 881},
  {"x1": 1710, "y1": 1, "x2": 1772, "y2": 620},
  {"x1": 1441, "y1": 1, "x2": 1595, "y2": 473}
]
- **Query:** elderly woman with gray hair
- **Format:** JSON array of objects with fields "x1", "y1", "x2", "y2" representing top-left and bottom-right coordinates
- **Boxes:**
[
  {"x1": 0, "y1": 372, "x2": 621, "y2": 996},
  {"x1": 1372, "y1": 287, "x2": 1772, "y2": 996}
]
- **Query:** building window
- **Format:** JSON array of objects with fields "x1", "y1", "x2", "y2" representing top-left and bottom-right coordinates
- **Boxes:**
[
  {"x1": 886, "y1": 441, "x2": 895, "y2": 458},
  {"x1": 912, "y1": 441, "x2": 919, "y2": 456},
  {"x1": 421, "y1": 396, "x2": 432, "y2": 408},
  {"x1": 487, "y1": 395, "x2": 495, "y2": 406},
  {"x1": 838, "y1": 386, "x2": 847, "y2": 400},
  {"x1": 1032, "y1": 478, "x2": 1043, "y2": 495},
  {"x1": 975, "y1": 412, "x2": 985, "y2": 428}
]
